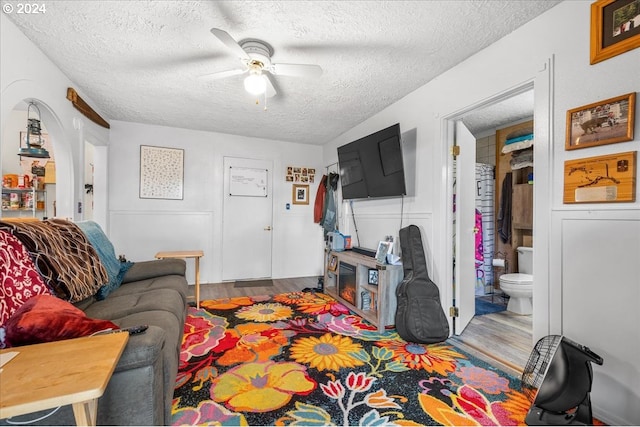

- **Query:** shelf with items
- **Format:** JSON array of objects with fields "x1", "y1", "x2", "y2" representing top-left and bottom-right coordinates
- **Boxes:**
[
  {"x1": 2, "y1": 186, "x2": 47, "y2": 218},
  {"x1": 495, "y1": 120, "x2": 534, "y2": 274},
  {"x1": 324, "y1": 250, "x2": 403, "y2": 332}
]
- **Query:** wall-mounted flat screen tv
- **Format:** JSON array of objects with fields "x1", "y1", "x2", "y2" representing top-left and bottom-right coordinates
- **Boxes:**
[{"x1": 337, "y1": 123, "x2": 406, "y2": 200}]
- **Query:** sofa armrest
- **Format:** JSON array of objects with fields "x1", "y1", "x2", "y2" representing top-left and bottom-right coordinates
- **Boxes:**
[
  {"x1": 114, "y1": 326, "x2": 165, "y2": 372},
  {"x1": 121, "y1": 258, "x2": 186, "y2": 284}
]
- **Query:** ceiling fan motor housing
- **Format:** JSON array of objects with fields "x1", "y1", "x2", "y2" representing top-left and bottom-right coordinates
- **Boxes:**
[{"x1": 239, "y1": 39, "x2": 274, "y2": 68}]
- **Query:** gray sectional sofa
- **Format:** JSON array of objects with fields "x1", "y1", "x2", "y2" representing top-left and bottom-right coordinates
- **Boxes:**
[
  {"x1": 4, "y1": 258, "x2": 188, "y2": 426},
  {"x1": 0, "y1": 219, "x2": 188, "y2": 426}
]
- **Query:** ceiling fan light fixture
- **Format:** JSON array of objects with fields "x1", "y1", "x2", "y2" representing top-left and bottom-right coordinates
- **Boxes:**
[{"x1": 244, "y1": 71, "x2": 266, "y2": 96}]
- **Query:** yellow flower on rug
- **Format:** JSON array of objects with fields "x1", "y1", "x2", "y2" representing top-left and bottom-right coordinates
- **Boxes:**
[
  {"x1": 235, "y1": 302, "x2": 293, "y2": 322},
  {"x1": 210, "y1": 361, "x2": 315, "y2": 412},
  {"x1": 289, "y1": 332, "x2": 364, "y2": 371}
]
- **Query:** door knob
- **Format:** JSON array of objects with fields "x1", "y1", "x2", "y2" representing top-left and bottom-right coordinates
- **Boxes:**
[{"x1": 264, "y1": 226, "x2": 272, "y2": 231}]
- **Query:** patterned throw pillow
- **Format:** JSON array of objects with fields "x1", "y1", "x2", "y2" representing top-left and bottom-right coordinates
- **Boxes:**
[
  {"x1": 0, "y1": 219, "x2": 108, "y2": 303},
  {"x1": 0, "y1": 230, "x2": 50, "y2": 328}
]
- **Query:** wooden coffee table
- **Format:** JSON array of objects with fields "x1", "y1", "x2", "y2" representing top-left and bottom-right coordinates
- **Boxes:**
[
  {"x1": 155, "y1": 250, "x2": 204, "y2": 308},
  {"x1": 0, "y1": 332, "x2": 129, "y2": 426}
]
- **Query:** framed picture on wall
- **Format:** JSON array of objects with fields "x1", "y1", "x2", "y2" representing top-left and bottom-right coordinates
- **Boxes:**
[
  {"x1": 139, "y1": 145, "x2": 184, "y2": 200},
  {"x1": 292, "y1": 184, "x2": 309, "y2": 205},
  {"x1": 565, "y1": 92, "x2": 635, "y2": 150},
  {"x1": 590, "y1": 0, "x2": 640, "y2": 64}
]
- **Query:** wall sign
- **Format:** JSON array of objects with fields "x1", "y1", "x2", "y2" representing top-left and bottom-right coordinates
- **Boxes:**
[
  {"x1": 564, "y1": 151, "x2": 636, "y2": 203},
  {"x1": 229, "y1": 166, "x2": 268, "y2": 197}
]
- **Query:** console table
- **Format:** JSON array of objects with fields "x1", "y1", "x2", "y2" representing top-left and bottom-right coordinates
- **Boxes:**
[
  {"x1": 0, "y1": 332, "x2": 129, "y2": 426},
  {"x1": 324, "y1": 250, "x2": 403, "y2": 332}
]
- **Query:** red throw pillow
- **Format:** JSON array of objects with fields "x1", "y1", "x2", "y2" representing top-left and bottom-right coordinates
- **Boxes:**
[
  {"x1": 0, "y1": 230, "x2": 50, "y2": 328},
  {"x1": 4, "y1": 294, "x2": 119, "y2": 347}
]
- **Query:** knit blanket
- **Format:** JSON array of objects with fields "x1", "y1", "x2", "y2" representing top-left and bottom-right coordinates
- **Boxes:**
[{"x1": 0, "y1": 219, "x2": 108, "y2": 302}]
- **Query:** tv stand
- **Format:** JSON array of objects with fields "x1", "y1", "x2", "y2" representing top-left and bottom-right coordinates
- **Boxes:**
[{"x1": 324, "y1": 250, "x2": 403, "y2": 332}]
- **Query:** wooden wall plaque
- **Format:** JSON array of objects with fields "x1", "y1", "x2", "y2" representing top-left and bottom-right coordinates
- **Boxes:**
[{"x1": 564, "y1": 151, "x2": 636, "y2": 203}]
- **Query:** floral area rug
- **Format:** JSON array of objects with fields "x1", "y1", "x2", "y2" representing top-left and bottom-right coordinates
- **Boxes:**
[{"x1": 171, "y1": 292, "x2": 531, "y2": 426}]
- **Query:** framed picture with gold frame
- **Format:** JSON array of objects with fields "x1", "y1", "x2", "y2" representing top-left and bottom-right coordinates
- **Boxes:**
[
  {"x1": 328, "y1": 254, "x2": 338, "y2": 272},
  {"x1": 590, "y1": 0, "x2": 640, "y2": 64},
  {"x1": 292, "y1": 184, "x2": 309, "y2": 205},
  {"x1": 565, "y1": 92, "x2": 635, "y2": 150}
]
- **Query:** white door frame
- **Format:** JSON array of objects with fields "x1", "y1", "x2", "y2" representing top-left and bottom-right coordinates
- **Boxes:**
[{"x1": 440, "y1": 57, "x2": 554, "y2": 341}]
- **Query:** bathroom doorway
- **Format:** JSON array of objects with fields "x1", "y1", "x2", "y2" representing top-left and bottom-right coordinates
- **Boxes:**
[{"x1": 450, "y1": 87, "x2": 535, "y2": 370}]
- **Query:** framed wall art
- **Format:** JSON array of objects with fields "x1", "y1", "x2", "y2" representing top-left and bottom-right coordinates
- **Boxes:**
[
  {"x1": 563, "y1": 151, "x2": 636, "y2": 203},
  {"x1": 590, "y1": 0, "x2": 640, "y2": 64},
  {"x1": 292, "y1": 184, "x2": 309, "y2": 205},
  {"x1": 565, "y1": 92, "x2": 635, "y2": 150},
  {"x1": 139, "y1": 145, "x2": 184, "y2": 200}
]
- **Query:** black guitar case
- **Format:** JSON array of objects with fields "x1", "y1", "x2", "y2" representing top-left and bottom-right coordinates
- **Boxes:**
[{"x1": 395, "y1": 225, "x2": 449, "y2": 343}]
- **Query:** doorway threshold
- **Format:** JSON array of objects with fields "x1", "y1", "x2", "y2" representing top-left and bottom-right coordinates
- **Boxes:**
[{"x1": 449, "y1": 336, "x2": 524, "y2": 378}]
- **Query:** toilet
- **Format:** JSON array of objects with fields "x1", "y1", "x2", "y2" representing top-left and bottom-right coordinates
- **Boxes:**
[{"x1": 499, "y1": 246, "x2": 533, "y2": 315}]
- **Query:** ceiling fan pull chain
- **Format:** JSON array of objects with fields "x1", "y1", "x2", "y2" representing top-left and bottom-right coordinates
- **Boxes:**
[{"x1": 264, "y1": 92, "x2": 268, "y2": 111}]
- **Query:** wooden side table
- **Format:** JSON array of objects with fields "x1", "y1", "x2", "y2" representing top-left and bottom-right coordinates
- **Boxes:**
[
  {"x1": 155, "y1": 250, "x2": 204, "y2": 308},
  {"x1": 0, "y1": 332, "x2": 129, "y2": 426}
]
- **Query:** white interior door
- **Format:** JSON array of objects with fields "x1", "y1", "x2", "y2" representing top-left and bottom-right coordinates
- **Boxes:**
[
  {"x1": 453, "y1": 121, "x2": 477, "y2": 334},
  {"x1": 222, "y1": 157, "x2": 273, "y2": 281}
]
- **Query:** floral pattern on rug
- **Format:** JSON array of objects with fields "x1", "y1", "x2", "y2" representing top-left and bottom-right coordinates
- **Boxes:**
[{"x1": 172, "y1": 292, "x2": 529, "y2": 426}]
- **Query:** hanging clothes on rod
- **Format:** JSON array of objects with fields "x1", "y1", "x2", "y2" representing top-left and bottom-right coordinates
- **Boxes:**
[{"x1": 320, "y1": 173, "x2": 339, "y2": 236}]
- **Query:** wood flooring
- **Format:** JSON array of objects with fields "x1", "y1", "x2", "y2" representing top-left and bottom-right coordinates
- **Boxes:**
[
  {"x1": 454, "y1": 309, "x2": 533, "y2": 376},
  {"x1": 194, "y1": 277, "x2": 532, "y2": 378}
]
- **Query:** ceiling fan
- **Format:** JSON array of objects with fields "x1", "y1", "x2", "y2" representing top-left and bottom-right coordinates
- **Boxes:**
[{"x1": 203, "y1": 28, "x2": 323, "y2": 98}]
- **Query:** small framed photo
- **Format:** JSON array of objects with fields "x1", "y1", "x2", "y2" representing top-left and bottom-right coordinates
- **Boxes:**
[
  {"x1": 328, "y1": 255, "x2": 338, "y2": 272},
  {"x1": 368, "y1": 269, "x2": 379, "y2": 285},
  {"x1": 565, "y1": 92, "x2": 635, "y2": 150},
  {"x1": 292, "y1": 184, "x2": 309, "y2": 205},
  {"x1": 374, "y1": 241, "x2": 393, "y2": 264},
  {"x1": 590, "y1": 0, "x2": 640, "y2": 65}
]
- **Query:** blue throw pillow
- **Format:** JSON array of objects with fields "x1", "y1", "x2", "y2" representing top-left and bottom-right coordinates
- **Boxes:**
[{"x1": 76, "y1": 221, "x2": 133, "y2": 300}]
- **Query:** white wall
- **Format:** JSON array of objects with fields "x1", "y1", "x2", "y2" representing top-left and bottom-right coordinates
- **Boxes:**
[
  {"x1": 108, "y1": 121, "x2": 325, "y2": 284},
  {"x1": 323, "y1": 1, "x2": 639, "y2": 425},
  {"x1": 1, "y1": 13, "x2": 110, "y2": 225}
]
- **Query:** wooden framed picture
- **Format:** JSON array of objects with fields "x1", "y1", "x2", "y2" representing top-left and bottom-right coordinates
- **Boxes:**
[
  {"x1": 328, "y1": 254, "x2": 338, "y2": 272},
  {"x1": 590, "y1": 0, "x2": 640, "y2": 64},
  {"x1": 292, "y1": 184, "x2": 309, "y2": 205},
  {"x1": 563, "y1": 151, "x2": 636, "y2": 203},
  {"x1": 565, "y1": 92, "x2": 635, "y2": 150}
]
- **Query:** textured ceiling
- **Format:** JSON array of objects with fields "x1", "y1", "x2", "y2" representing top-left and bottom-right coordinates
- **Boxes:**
[{"x1": 4, "y1": 1, "x2": 559, "y2": 145}]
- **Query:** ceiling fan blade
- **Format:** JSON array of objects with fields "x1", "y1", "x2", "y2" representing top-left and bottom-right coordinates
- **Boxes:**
[
  {"x1": 271, "y1": 63, "x2": 323, "y2": 78},
  {"x1": 264, "y1": 73, "x2": 277, "y2": 98},
  {"x1": 199, "y1": 68, "x2": 247, "y2": 80},
  {"x1": 210, "y1": 28, "x2": 250, "y2": 61}
]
